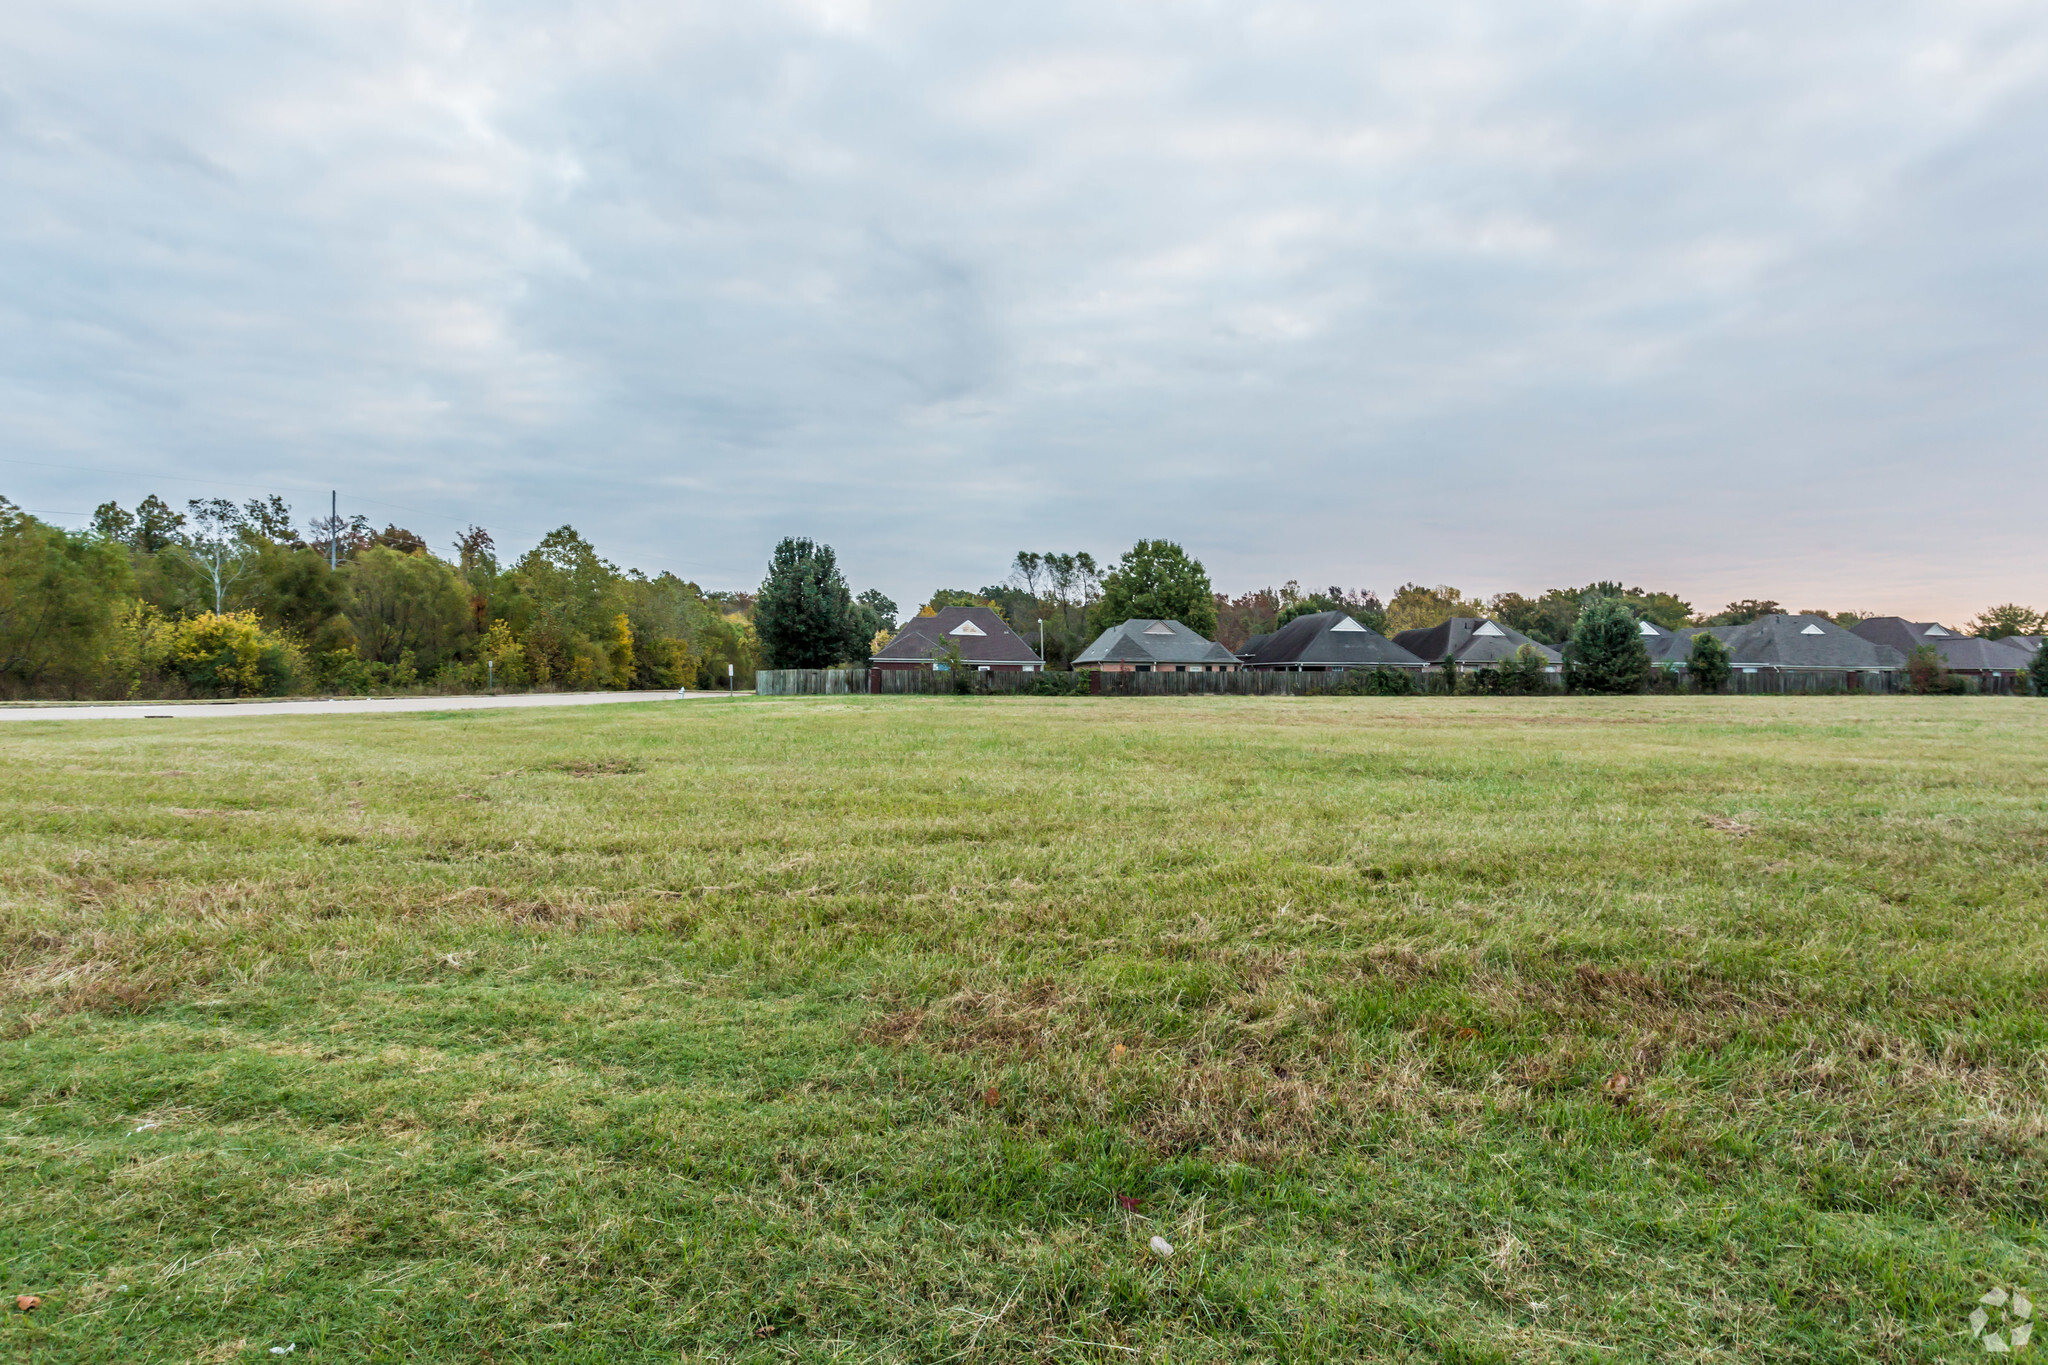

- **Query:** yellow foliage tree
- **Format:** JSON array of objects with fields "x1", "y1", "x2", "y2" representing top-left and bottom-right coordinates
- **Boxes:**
[
  {"x1": 1383, "y1": 583, "x2": 1484, "y2": 634},
  {"x1": 607, "y1": 613, "x2": 634, "y2": 689}
]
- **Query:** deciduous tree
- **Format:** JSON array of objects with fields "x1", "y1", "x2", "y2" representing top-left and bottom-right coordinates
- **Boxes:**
[
  {"x1": 342, "y1": 545, "x2": 473, "y2": 671},
  {"x1": 0, "y1": 498, "x2": 133, "y2": 693},
  {"x1": 1089, "y1": 540, "x2": 1217, "y2": 638},
  {"x1": 1384, "y1": 583, "x2": 1482, "y2": 634},
  {"x1": 1970, "y1": 604, "x2": 2042, "y2": 639}
]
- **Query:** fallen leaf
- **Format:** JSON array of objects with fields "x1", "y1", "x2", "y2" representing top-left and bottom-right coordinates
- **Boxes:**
[
  {"x1": 1110, "y1": 1044, "x2": 1127, "y2": 1061},
  {"x1": 1702, "y1": 815, "x2": 1754, "y2": 836},
  {"x1": 1115, "y1": 1194, "x2": 1141, "y2": 1212},
  {"x1": 16, "y1": 1295, "x2": 39, "y2": 1312},
  {"x1": 982, "y1": 1086, "x2": 1000, "y2": 1108},
  {"x1": 1602, "y1": 1072, "x2": 1632, "y2": 1103}
]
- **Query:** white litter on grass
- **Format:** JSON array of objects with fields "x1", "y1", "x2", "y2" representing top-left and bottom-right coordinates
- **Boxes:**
[
  {"x1": 269, "y1": 1346, "x2": 295, "y2": 1356},
  {"x1": 131, "y1": 1122, "x2": 161, "y2": 1134},
  {"x1": 1149, "y1": 1236, "x2": 1174, "y2": 1258}
]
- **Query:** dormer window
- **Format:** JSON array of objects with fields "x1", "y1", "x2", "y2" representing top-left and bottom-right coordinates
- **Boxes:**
[
  {"x1": 1473, "y1": 621, "x2": 1504, "y2": 637},
  {"x1": 949, "y1": 621, "x2": 986, "y2": 637},
  {"x1": 1143, "y1": 622, "x2": 1175, "y2": 636},
  {"x1": 1924, "y1": 625, "x2": 1951, "y2": 637},
  {"x1": 1638, "y1": 621, "x2": 1659, "y2": 636},
  {"x1": 1331, "y1": 617, "x2": 1367, "y2": 633},
  {"x1": 1800, "y1": 623, "x2": 1825, "y2": 635}
]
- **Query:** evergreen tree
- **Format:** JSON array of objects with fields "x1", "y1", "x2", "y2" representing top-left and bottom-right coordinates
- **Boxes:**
[
  {"x1": 2030, "y1": 641, "x2": 2048, "y2": 697},
  {"x1": 1564, "y1": 596, "x2": 1651, "y2": 693},
  {"x1": 1686, "y1": 631, "x2": 1731, "y2": 694},
  {"x1": 1089, "y1": 540, "x2": 1217, "y2": 637},
  {"x1": 756, "y1": 537, "x2": 864, "y2": 669}
]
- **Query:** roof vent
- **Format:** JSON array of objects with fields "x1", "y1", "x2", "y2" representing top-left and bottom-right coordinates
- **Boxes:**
[
  {"x1": 1330, "y1": 617, "x2": 1367, "y2": 633},
  {"x1": 1638, "y1": 621, "x2": 1660, "y2": 636},
  {"x1": 1924, "y1": 625, "x2": 1951, "y2": 637},
  {"x1": 1800, "y1": 623, "x2": 1826, "y2": 636},
  {"x1": 1143, "y1": 622, "x2": 1176, "y2": 636},
  {"x1": 949, "y1": 620, "x2": 986, "y2": 637},
  {"x1": 1473, "y1": 621, "x2": 1505, "y2": 637}
]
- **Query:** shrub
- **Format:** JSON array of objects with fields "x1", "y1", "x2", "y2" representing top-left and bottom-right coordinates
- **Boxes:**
[
  {"x1": 1330, "y1": 666, "x2": 1416, "y2": 696},
  {"x1": 1687, "y1": 632, "x2": 1732, "y2": 694},
  {"x1": 1027, "y1": 670, "x2": 1090, "y2": 696},
  {"x1": 1564, "y1": 598, "x2": 1651, "y2": 694},
  {"x1": 1499, "y1": 644, "x2": 1552, "y2": 694},
  {"x1": 160, "y1": 612, "x2": 302, "y2": 697},
  {"x1": 2031, "y1": 641, "x2": 2048, "y2": 697},
  {"x1": 1436, "y1": 653, "x2": 1460, "y2": 695},
  {"x1": 1906, "y1": 644, "x2": 1948, "y2": 696}
]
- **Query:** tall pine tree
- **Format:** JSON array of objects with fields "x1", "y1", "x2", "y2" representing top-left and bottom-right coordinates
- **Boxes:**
[
  {"x1": 755, "y1": 537, "x2": 865, "y2": 669},
  {"x1": 1564, "y1": 596, "x2": 1652, "y2": 694}
]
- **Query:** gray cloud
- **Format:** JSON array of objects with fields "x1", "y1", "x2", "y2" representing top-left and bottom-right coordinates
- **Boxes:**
[{"x1": 2, "y1": 0, "x2": 2043, "y2": 618}]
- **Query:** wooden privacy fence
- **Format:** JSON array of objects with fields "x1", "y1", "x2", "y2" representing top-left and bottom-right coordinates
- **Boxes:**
[
  {"x1": 758, "y1": 665, "x2": 1922, "y2": 697},
  {"x1": 1088, "y1": 670, "x2": 1423, "y2": 696},
  {"x1": 753, "y1": 668, "x2": 869, "y2": 696},
  {"x1": 1723, "y1": 669, "x2": 1903, "y2": 695}
]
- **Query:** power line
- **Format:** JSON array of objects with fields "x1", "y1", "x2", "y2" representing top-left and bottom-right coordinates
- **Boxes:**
[
  {"x1": 0, "y1": 454, "x2": 702, "y2": 573},
  {"x1": 0, "y1": 454, "x2": 460, "y2": 525}
]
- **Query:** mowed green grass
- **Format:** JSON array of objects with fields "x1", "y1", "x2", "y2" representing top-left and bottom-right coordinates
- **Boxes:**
[{"x1": 2, "y1": 695, "x2": 2045, "y2": 1363}]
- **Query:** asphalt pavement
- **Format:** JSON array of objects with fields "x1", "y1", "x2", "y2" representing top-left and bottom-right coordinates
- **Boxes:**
[{"x1": 0, "y1": 689, "x2": 745, "y2": 722}]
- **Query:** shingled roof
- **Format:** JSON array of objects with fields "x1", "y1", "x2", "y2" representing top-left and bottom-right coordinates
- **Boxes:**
[
  {"x1": 1391, "y1": 617, "x2": 1562, "y2": 667},
  {"x1": 1236, "y1": 611, "x2": 1426, "y2": 669},
  {"x1": 1851, "y1": 618, "x2": 2037, "y2": 672},
  {"x1": 1636, "y1": 619, "x2": 1700, "y2": 664},
  {"x1": 1702, "y1": 614, "x2": 1903, "y2": 670},
  {"x1": 872, "y1": 606, "x2": 1041, "y2": 665},
  {"x1": 1073, "y1": 619, "x2": 1239, "y2": 667}
]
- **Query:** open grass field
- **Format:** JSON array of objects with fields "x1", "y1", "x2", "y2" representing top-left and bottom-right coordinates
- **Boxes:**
[{"x1": 2, "y1": 694, "x2": 2045, "y2": 1363}]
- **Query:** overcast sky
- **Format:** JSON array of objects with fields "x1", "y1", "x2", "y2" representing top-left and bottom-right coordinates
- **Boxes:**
[{"x1": 3, "y1": 0, "x2": 2043, "y2": 620}]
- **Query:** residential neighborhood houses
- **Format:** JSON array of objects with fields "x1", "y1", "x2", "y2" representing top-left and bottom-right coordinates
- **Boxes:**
[
  {"x1": 870, "y1": 606, "x2": 1043, "y2": 673},
  {"x1": 1388, "y1": 617, "x2": 1562, "y2": 671},
  {"x1": 1851, "y1": 617, "x2": 2038, "y2": 687},
  {"x1": 815, "y1": 532, "x2": 2048, "y2": 695},
  {"x1": 1072, "y1": 619, "x2": 1240, "y2": 672},
  {"x1": 845, "y1": 603, "x2": 2045, "y2": 697},
  {"x1": 10, "y1": 495, "x2": 2042, "y2": 702}
]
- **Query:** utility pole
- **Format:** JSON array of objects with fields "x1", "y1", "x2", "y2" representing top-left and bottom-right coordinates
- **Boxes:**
[
  {"x1": 1038, "y1": 618, "x2": 1044, "y2": 668},
  {"x1": 329, "y1": 491, "x2": 338, "y2": 570}
]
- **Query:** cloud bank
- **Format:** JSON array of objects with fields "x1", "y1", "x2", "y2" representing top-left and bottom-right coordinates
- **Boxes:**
[{"x1": 3, "y1": 0, "x2": 2044, "y2": 618}]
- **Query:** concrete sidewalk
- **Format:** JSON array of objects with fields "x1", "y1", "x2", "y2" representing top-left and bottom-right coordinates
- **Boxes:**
[{"x1": 0, "y1": 689, "x2": 746, "y2": 722}]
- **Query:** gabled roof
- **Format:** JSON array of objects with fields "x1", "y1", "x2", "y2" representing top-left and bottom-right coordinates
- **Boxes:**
[
  {"x1": 1850, "y1": 618, "x2": 2037, "y2": 671},
  {"x1": 1237, "y1": 611, "x2": 1426, "y2": 668},
  {"x1": 1073, "y1": 619, "x2": 1238, "y2": 666},
  {"x1": 873, "y1": 605, "x2": 1041, "y2": 664},
  {"x1": 1391, "y1": 617, "x2": 1562, "y2": 667},
  {"x1": 1702, "y1": 614, "x2": 1903, "y2": 669},
  {"x1": 1636, "y1": 619, "x2": 1698, "y2": 663}
]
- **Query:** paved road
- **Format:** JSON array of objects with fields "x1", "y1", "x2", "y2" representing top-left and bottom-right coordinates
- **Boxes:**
[{"x1": 0, "y1": 690, "x2": 747, "y2": 722}]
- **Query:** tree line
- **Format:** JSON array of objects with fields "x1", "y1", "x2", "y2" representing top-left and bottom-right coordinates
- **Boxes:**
[
  {"x1": 0, "y1": 494, "x2": 755, "y2": 699},
  {"x1": 6, "y1": 498, "x2": 2041, "y2": 698}
]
